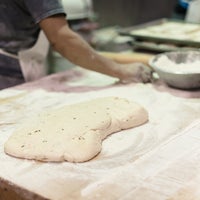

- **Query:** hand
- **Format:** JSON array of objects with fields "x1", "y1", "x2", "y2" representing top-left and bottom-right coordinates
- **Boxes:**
[{"x1": 116, "y1": 62, "x2": 153, "y2": 84}]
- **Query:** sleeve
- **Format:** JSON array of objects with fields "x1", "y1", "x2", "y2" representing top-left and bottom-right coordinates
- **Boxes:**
[{"x1": 24, "y1": 0, "x2": 66, "y2": 23}]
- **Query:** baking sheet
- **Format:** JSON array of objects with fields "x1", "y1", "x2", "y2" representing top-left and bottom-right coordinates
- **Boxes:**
[
  {"x1": 130, "y1": 41, "x2": 200, "y2": 53},
  {"x1": 119, "y1": 18, "x2": 200, "y2": 52},
  {"x1": 1, "y1": 68, "x2": 200, "y2": 199}
]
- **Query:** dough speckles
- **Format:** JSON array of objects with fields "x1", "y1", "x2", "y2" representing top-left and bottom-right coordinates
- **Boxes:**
[{"x1": 34, "y1": 130, "x2": 41, "y2": 133}]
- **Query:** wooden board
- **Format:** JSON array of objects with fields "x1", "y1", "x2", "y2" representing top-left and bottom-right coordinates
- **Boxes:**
[{"x1": 99, "y1": 51, "x2": 154, "y2": 65}]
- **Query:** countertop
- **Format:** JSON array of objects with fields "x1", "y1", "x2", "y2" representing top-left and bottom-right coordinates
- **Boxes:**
[{"x1": 0, "y1": 66, "x2": 200, "y2": 200}]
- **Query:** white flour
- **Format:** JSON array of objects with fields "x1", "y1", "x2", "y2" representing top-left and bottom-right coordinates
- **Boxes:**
[{"x1": 154, "y1": 55, "x2": 200, "y2": 73}]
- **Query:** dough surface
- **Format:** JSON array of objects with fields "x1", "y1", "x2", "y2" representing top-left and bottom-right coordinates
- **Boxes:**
[{"x1": 4, "y1": 97, "x2": 148, "y2": 162}]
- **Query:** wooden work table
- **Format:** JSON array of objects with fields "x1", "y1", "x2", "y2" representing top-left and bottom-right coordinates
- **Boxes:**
[{"x1": 0, "y1": 65, "x2": 200, "y2": 200}]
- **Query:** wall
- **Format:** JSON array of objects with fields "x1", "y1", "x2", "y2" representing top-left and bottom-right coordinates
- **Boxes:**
[{"x1": 92, "y1": 0, "x2": 178, "y2": 27}]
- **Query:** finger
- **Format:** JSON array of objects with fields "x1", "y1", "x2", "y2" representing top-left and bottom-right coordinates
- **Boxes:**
[{"x1": 140, "y1": 67, "x2": 154, "y2": 83}]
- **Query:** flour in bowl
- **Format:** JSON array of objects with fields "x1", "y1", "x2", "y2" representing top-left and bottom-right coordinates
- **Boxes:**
[{"x1": 154, "y1": 55, "x2": 200, "y2": 73}]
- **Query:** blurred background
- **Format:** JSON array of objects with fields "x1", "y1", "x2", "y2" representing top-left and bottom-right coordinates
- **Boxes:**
[
  {"x1": 47, "y1": 0, "x2": 199, "y2": 73},
  {"x1": 93, "y1": 0, "x2": 178, "y2": 27}
]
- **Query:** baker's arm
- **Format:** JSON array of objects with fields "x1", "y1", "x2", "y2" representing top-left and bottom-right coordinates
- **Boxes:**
[{"x1": 39, "y1": 15, "x2": 152, "y2": 83}]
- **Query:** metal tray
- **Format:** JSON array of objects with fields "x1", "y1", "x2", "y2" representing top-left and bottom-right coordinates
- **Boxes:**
[
  {"x1": 119, "y1": 18, "x2": 200, "y2": 48},
  {"x1": 130, "y1": 40, "x2": 200, "y2": 53}
]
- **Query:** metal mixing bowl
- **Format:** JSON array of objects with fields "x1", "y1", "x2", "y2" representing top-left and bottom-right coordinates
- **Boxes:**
[{"x1": 149, "y1": 50, "x2": 200, "y2": 89}]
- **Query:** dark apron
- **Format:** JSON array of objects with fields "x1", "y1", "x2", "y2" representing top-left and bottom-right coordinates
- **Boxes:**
[{"x1": 0, "y1": 51, "x2": 25, "y2": 90}]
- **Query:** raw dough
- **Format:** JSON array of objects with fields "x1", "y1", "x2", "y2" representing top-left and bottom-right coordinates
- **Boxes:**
[{"x1": 4, "y1": 97, "x2": 148, "y2": 163}]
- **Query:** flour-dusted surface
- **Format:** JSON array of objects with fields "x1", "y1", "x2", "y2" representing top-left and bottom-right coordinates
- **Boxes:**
[{"x1": 1, "y1": 68, "x2": 200, "y2": 199}]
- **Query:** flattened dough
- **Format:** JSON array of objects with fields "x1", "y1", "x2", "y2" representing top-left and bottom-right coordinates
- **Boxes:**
[{"x1": 4, "y1": 97, "x2": 148, "y2": 162}]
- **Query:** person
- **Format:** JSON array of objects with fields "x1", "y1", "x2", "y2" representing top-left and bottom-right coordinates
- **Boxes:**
[{"x1": 0, "y1": 0, "x2": 152, "y2": 90}]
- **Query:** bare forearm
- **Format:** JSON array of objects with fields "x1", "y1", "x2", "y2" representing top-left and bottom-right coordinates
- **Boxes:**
[
  {"x1": 40, "y1": 16, "x2": 122, "y2": 78},
  {"x1": 40, "y1": 16, "x2": 152, "y2": 83},
  {"x1": 53, "y1": 28, "x2": 121, "y2": 78}
]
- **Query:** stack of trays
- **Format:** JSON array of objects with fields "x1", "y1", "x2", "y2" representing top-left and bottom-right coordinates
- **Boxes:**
[{"x1": 119, "y1": 18, "x2": 200, "y2": 52}]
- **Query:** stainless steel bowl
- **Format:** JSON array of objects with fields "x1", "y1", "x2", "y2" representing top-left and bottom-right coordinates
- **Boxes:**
[{"x1": 149, "y1": 50, "x2": 200, "y2": 89}]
